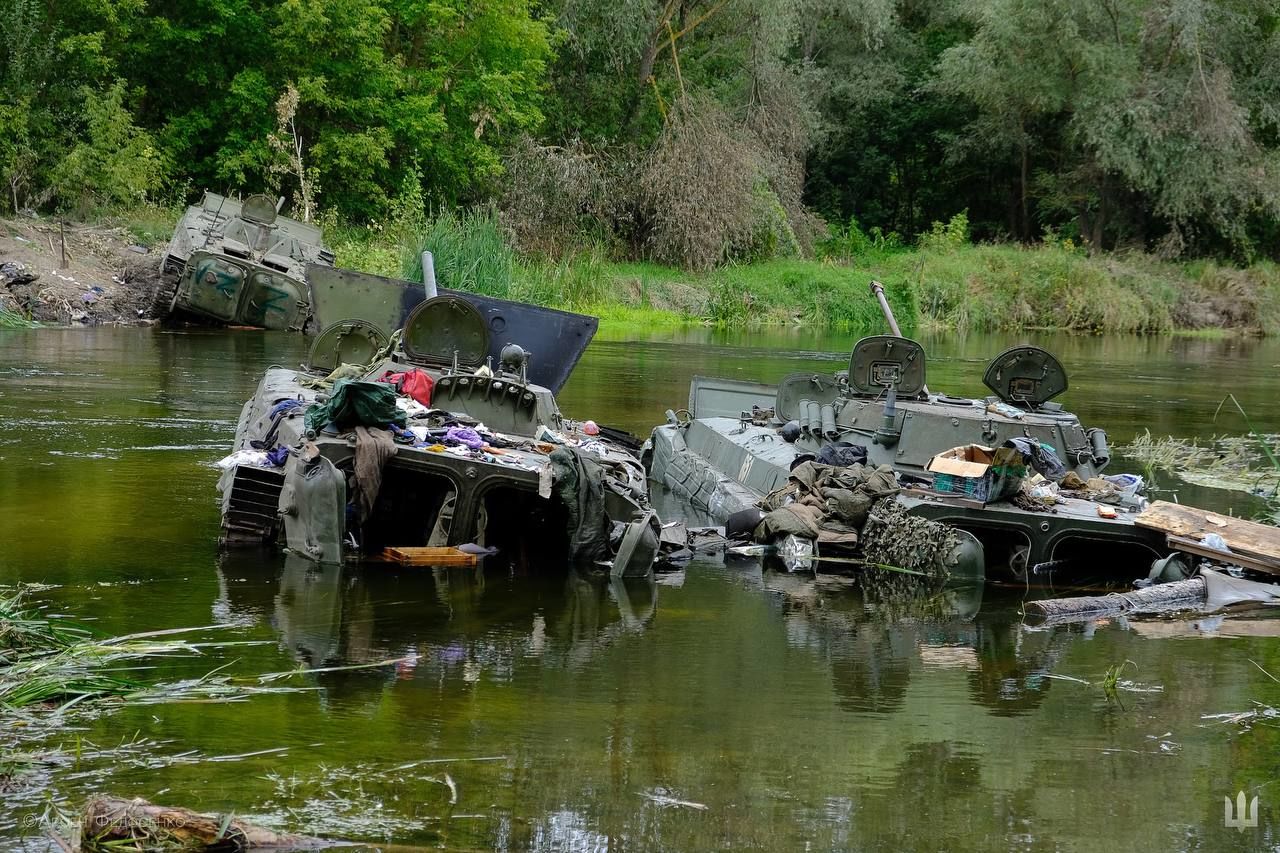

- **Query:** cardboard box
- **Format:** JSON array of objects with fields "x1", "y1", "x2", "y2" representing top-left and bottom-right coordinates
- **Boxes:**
[{"x1": 926, "y1": 444, "x2": 1025, "y2": 503}]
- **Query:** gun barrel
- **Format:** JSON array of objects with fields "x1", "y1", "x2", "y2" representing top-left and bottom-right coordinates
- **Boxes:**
[
  {"x1": 869, "y1": 280, "x2": 904, "y2": 337},
  {"x1": 868, "y1": 280, "x2": 929, "y2": 397}
]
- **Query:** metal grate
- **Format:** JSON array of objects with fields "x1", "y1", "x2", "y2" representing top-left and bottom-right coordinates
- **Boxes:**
[{"x1": 221, "y1": 465, "x2": 285, "y2": 545}]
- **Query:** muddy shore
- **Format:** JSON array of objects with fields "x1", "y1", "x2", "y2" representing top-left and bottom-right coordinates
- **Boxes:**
[{"x1": 0, "y1": 216, "x2": 165, "y2": 325}]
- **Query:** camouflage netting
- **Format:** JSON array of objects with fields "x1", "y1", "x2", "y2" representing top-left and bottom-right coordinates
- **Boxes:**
[{"x1": 859, "y1": 497, "x2": 960, "y2": 580}]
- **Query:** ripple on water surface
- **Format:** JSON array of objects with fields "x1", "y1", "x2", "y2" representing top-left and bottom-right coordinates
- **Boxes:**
[{"x1": 3, "y1": 327, "x2": 1280, "y2": 851}]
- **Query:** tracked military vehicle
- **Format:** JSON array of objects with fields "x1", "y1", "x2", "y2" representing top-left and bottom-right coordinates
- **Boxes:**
[
  {"x1": 158, "y1": 191, "x2": 335, "y2": 330},
  {"x1": 645, "y1": 281, "x2": 1261, "y2": 583},
  {"x1": 217, "y1": 268, "x2": 660, "y2": 577}
]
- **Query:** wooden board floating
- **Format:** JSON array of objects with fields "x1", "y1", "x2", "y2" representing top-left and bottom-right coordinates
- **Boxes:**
[
  {"x1": 1135, "y1": 500, "x2": 1280, "y2": 575},
  {"x1": 378, "y1": 546, "x2": 478, "y2": 567}
]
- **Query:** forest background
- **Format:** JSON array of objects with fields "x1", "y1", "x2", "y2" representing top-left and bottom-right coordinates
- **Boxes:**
[{"x1": 3, "y1": 0, "x2": 1280, "y2": 332}]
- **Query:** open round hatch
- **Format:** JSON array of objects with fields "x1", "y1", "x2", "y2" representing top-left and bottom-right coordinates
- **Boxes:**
[
  {"x1": 982, "y1": 345, "x2": 1068, "y2": 407},
  {"x1": 848, "y1": 335, "x2": 927, "y2": 397},
  {"x1": 241, "y1": 194, "x2": 279, "y2": 225},
  {"x1": 402, "y1": 295, "x2": 489, "y2": 369},
  {"x1": 307, "y1": 319, "x2": 388, "y2": 373}
]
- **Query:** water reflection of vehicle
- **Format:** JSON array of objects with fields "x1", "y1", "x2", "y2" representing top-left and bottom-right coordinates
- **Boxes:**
[
  {"x1": 214, "y1": 553, "x2": 658, "y2": 688},
  {"x1": 761, "y1": 571, "x2": 1072, "y2": 716}
]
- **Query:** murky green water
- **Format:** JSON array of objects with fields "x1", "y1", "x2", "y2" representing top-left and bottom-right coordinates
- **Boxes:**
[{"x1": 3, "y1": 326, "x2": 1280, "y2": 851}]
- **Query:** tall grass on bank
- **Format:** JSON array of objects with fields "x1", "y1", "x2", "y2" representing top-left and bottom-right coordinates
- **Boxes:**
[
  {"x1": 322, "y1": 207, "x2": 1280, "y2": 333},
  {"x1": 337, "y1": 209, "x2": 915, "y2": 328},
  {"x1": 1, "y1": 307, "x2": 40, "y2": 328},
  {"x1": 399, "y1": 208, "x2": 514, "y2": 298},
  {"x1": 855, "y1": 242, "x2": 1280, "y2": 335},
  {"x1": 605, "y1": 259, "x2": 917, "y2": 329}
]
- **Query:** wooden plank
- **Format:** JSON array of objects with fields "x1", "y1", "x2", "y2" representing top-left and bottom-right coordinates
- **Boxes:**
[
  {"x1": 1166, "y1": 535, "x2": 1280, "y2": 577},
  {"x1": 1135, "y1": 499, "x2": 1280, "y2": 568},
  {"x1": 378, "y1": 546, "x2": 478, "y2": 567}
]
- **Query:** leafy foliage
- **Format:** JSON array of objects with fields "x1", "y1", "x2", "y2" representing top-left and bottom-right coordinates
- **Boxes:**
[
  {"x1": 50, "y1": 82, "x2": 168, "y2": 214},
  {"x1": 1, "y1": 0, "x2": 1279, "y2": 270}
]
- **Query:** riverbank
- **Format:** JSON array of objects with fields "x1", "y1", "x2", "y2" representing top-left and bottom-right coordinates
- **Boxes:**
[
  {"x1": 4, "y1": 206, "x2": 1277, "y2": 335},
  {"x1": 321, "y1": 214, "x2": 1280, "y2": 336}
]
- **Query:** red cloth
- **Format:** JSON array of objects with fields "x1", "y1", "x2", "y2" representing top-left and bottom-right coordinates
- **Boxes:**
[{"x1": 378, "y1": 369, "x2": 434, "y2": 406}]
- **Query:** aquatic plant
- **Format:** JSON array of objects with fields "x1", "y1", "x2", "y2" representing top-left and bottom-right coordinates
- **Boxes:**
[
  {"x1": 1123, "y1": 395, "x2": 1280, "y2": 523},
  {"x1": 0, "y1": 307, "x2": 39, "y2": 329},
  {"x1": 0, "y1": 586, "x2": 313, "y2": 713},
  {"x1": 1100, "y1": 659, "x2": 1138, "y2": 698},
  {"x1": 1124, "y1": 431, "x2": 1280, "y2": 500}
]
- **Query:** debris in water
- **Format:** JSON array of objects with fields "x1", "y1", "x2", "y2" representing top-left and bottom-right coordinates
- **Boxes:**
[
  {"x1": 1202, "y1": 704, "x2": 1280, "y2": 731},
  {"x1": 78, "y1": 795, "x2": 342, "y2": 851},
  {"x1": 638, "y1": 789, "x2": 708, "y2": 810}
]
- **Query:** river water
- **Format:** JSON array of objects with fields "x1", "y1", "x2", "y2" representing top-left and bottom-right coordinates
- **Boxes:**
[{"x1": 2, "y1": 326, "x2": 1280, "y2": 851}]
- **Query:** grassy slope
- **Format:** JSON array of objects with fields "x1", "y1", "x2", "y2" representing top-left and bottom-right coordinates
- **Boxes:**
[
  {"x1": 865, "y1": 243, "x2": 1280, "y2": 335},
  {"x1": 591, "y1": 245, "x2": 1280, "y2": 335},
  {"x1": 116, "y1": 207, "x2": 1280, "y2": 334}
]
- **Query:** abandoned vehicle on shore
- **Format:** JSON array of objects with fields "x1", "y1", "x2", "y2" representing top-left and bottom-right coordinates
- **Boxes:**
[{"x1": 158, "y1": 191, "x2": 335, "y2": 330}]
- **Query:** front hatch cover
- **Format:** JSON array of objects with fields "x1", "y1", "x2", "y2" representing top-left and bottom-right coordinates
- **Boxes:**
[
  {"x1": 402, "y1": 295, "x2": 489, "y2": 369},
  {"x1": 307, "y1": 320, "x2": 388, "y2": 373}
]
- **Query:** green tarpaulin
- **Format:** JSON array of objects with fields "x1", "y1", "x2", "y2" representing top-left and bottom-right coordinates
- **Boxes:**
[{"x1": 304, "y1": 379, "x2": 407, "y2": 434}]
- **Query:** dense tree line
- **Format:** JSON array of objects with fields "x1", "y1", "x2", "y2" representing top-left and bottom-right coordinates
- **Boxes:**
[{"x1": 1, "y1": 0, "x2": 1277, "y2": 264}]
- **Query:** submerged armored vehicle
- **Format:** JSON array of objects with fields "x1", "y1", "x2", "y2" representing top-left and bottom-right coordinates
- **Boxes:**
[
  {"x1": 217, "y1": 270, "x2": 660, "y2": 576},
  {"x1": 159, "y1": 191, "x2": 335, "y2": 330},
  {"x1": 647, "y1": 282, "x2": 1280, "y2": 583}
]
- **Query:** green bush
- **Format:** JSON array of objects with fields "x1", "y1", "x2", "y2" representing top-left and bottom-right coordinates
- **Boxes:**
[
  {"x1": 50, "y1": 83, "x2": 168, "y2": 215},
  {"x1": 917, "y1": 210, "x2": 970, "y2": 253}
]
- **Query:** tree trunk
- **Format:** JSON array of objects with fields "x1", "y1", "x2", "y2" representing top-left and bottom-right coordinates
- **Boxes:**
[
  {"x1": 625, "y1": 0, "x2": 680, "y2": 131},
  {"x1": 1090, "y1": 174, "x2": 1107, "y2": 251},
  {"x1": 1019, "y1": 132, "x2": 1029, "y2": 241},
  {"x1": 1076, "y1": 203, "x2": 1092, "y2": 248},
  {"x1": 1024, "y1": 577, "x2": 1206, "y2": 626}
]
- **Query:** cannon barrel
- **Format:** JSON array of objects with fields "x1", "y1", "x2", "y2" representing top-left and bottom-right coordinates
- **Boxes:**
[{"x1": 869, "y1": 280, "x2": 928, "y2": 397}]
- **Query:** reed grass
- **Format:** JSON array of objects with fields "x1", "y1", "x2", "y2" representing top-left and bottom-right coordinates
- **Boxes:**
[
  {"x1": 0, "y1": 307, "x2": 39, "y2": 329},
  {"x1": 399, "y1": 208, "x2": 515, "y2": 298},
  {"x1": 0, "y1": 587, "x2": 310, "y2": 713}
]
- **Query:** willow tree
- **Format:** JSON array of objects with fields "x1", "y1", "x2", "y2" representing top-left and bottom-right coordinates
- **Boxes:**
[{"x1": 932, "y1": 0, "x2": 1280, "y2": 255}]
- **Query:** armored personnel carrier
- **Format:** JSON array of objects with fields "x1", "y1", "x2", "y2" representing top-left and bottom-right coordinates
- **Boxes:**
[
  {"x1": 217, "y1": 270, "x2": 660, "y2": 576},
  {"x1": 647, "y1": 282, "x2": 1280, "y2": 583},
  {"x1": 158, "y1": 191, "x2": 335, "y2": 330}
]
